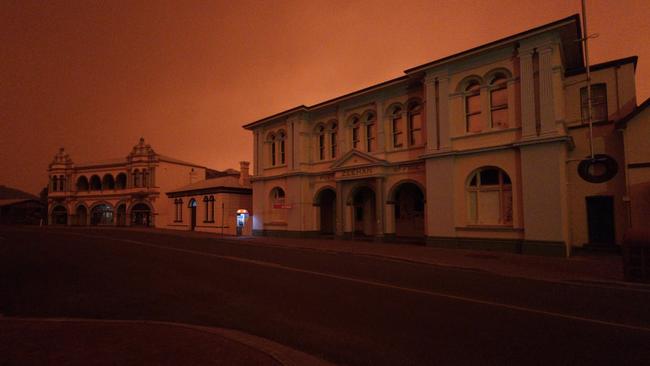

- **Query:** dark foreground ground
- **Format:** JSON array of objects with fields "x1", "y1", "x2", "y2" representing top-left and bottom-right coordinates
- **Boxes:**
[{"x1": 1, "y1": 226, "x2": 649, "y2": 365}]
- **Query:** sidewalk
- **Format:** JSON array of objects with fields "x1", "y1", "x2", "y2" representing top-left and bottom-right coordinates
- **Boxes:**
[{"x1": 0, "y1": 317, "x2": 333, "y2": 366}]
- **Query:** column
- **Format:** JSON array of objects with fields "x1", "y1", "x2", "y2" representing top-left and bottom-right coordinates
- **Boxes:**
[
  {"x1": 438, "y1": 76, "x2": 451, "y2": 150},
  {"x1": 519, "y1": 48, "x2": 537, "y2": 138},
  {"x1": 538, "y1": 45, "x2": 556, "y2": 136},
  {"x1": 335, "y1": 181, "x2": 344, "y2": 235},
  {"x1": 424, "y1": 74, "x2": 438, "y2": 152},
  {"x1": 375, "y1": 177, "x2": 384, "y2": 237}
]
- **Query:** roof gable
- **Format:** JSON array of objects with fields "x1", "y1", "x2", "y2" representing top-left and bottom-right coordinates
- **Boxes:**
[{"x1": 330, "y1": 149, "x2": 388, "y2": 169}]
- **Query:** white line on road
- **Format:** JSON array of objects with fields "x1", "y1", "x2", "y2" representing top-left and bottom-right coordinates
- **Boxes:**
[{"x1": 62, "y1": 231, "x2": 650, "y2": 333}]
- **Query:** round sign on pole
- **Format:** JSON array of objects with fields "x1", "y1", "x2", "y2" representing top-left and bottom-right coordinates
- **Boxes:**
[{"x1": 577, "y1": 154, "x2": 618, "y2": 183}]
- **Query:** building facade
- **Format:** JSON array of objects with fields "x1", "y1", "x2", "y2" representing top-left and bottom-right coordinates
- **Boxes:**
[
  {"x1": 47, "y1": 138, "x2": 209, "y2": 228},
  {"x1": 243, "y1": 15, "x2": 649, "y2": 256},
  {"x1": 165, "y1": 161, "x2": 253, "y2": 235}
]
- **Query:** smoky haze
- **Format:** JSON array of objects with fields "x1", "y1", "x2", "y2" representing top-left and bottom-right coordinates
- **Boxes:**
[{"x1": 1, "y1": 0, "x2": 648, "y2": 194}]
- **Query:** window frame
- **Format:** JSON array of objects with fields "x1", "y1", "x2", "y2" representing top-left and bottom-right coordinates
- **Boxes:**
[
  {"x1": 407, "y1": 101, "x2": 423, "y2": 146},
  {"x1": 390, "y1": 105, "x2": 404, "y2": 148},
  {"x1": 489, "y1": 75, "x2": 509, "y2": 129},
  {"x1": 466, "y1": 167, "x2": 513, "y2": 226},
  {"x1": 465, "y1": 81, "x2": 483, "y2": 133}
]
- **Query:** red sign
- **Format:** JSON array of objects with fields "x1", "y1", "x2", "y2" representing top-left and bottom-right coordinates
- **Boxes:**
[{"x1": 273, "y1": 204, "x2": 292, "y2": 209}]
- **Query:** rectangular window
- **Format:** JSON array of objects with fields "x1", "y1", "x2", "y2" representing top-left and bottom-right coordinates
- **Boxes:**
[
  {"x1": 393, "y1": 117, "x2": 404, "y2": 147},
  {"x1": 581, "y1": 84, "x2": 608, "y2": 123},
  {"x1": 477, "y1": 190, "x2": 500, "y2": 225},
  {"x1": 409, "y1": 113, "x2": 422, "y2": 145},
  {"x1": 490, "y1": 86, "x2": 508, "y2": 128},
  {"x1": 319, "y1": 134, "x2": 325, "y2": 160},
  {"x1": 271, "y1": 143, "x2": 276, "y2": 166},
  {"x1": 280, "y1": 140, "x2": 285, "y2": 164},
  {"x1": 352, "y1": 126, "x2": 360, "y2": 149},
  {"x1": 466, "y1": 93, "x2": 483, "y2": 132},
  {"x1": 366, "y1": 124, "x2": 375, "y2": 152},
  {"x1": 330, "y1": 132, "x2": 337, "y2": 158}
]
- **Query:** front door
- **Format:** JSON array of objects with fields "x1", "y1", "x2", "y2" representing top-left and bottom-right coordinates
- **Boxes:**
[
  {"x1": 586, "y1": 196, "x2": 615, "y2": 246},
  {"x1": 190, "y1": 206, "x2": 197, "y2": 231}
]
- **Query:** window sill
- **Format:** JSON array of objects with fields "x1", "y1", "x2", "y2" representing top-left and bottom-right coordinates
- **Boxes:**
[
  {"x1": 203, "y1": 220, "x2": 215, "y2": 224},
  {"x1": 264, "y1": 164, "x2": 287, "y2": 170},
  {"x1": 389, "y1": 144, "x2": 426, "y2": 153},
  {"x1": 453, "y1": 127, "x2": 519, "y2": 140},
  {"x1": 456, "y1": 225, "x2": 521, "y2": 232}
]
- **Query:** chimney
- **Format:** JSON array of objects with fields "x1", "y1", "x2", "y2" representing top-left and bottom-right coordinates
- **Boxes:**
[{"x1": 239, "y1": 161, "x2": 250, "y2": 186}]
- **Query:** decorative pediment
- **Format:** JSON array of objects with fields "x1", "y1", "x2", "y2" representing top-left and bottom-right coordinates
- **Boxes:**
[{"x1": 330, "y1": 149, "x2": 387, "y2": 170}]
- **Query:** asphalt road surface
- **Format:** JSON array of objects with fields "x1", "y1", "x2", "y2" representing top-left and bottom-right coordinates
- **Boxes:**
[{"x1": 1, "y1": 226, "x2": 649, "y2": 365}]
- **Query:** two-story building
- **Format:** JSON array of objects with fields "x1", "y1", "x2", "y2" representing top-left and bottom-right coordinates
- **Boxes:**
[
  {"x1": 243, "y1": 14, "x2": 649, "y2": 256},
  {"x1": 47, "y1": 138, "x2": 210, "y2": 227}
]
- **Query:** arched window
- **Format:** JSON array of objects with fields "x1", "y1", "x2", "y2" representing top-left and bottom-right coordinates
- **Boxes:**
[
  {"x1": 269, "y1": 134, "x2": 276, "y2": 166},
  {"x1": 51, "y1": 176, "x2": 58, "y2": 192},
  {"x1": 490, "y1": 75, "x2": 508, "y2": 128},
  {"x1": 365, "y1": 112, "x2": 376, "y2": 152},
  {"x1": 115, "y1": 173, "x2": 127, "y2": 190},
  {"x1": 329, "y1": 122, "x2": 338, "y2": 159},
  {"x1": 102, "y1": 174, "x2": 115, "y2": 190},
  {"x1": 58, "y1": 175, "x2": 65, "y2": 191},
  {"x1": 391, "y1": 105, "x2": 404, "y2": 148},
  {"x1": 351, "y1": 116, "x2": 361, "y2": 149},
  {"x1": 142, "y1": 169, "x2": 148, "y2": 188},
  {"x1": 270, "y1": 187, "x2": 287, "y2": 222},
  {"x1": 133, "y1": 169, "x2": 141, "y2": 187},
  {"x1": 466, "y1": 167, "x2": 512, "y2": 225},
  {"x1": 76, "y1": 176, "x2": 89, "y2": 191},
  {"x1": 407, "y1": 101, "x2": 423, "y2": 146},
  {"x1": 90, "y1": 175, "x2": 102, "y2": 191},
  {"x1": 317, "y1": 125, "x2": 326, "y2": 160},
  {"x1": 465, "y1": 81, "x2": 483, "y2": 132},
  {"x1": 278, "y1": 131, "x2": 286, "y2": 165}
]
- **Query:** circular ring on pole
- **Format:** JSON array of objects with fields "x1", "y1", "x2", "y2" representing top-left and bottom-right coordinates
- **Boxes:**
[{"x1": 577, "y1": 154, "x2": 618, "y2": 183}]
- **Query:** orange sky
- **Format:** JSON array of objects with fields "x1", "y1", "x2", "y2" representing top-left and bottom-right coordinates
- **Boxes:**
[{"x1": 1, "y1": 0, "x2": 649, "y2": 195}]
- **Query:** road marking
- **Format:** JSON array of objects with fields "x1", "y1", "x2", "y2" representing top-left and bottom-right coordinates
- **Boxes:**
[{"x1": 61, "y1": 231, "x2": 650, "y2": 333}]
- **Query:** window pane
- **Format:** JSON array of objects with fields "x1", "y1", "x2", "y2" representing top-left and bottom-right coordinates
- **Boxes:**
[
  {"x1": 502, "y1": 189, "x2": 513, "y2": 224},
  {"x1": 411, "y1": 130, "x2": 422, "y2": 146},
  {"x1": 491, "y1": 108, "x2": 509, "y2": 128},
  {"x1": 478, "y1": 191, "x2": 499, "y2": 224},
  {"x1": 394, "y1": 132, "x2": 404, "y2": 147},
  {"x1": 468, "y1": 191, "x2": 477, "y2": 223},
  {"x1": 394, "y1": 117, "x2": 404, "y2": 133},
  {"x1": 480, "y1": 169, "x2": 499, "y2": 185},
  {"x1": 466, "y1": 94, "x2": 481, "y2": 113},
  {"x1": 467, "y1": 114, "x2": 484, "y2": 133},
  {"x1": 491, "y1": 88, "x2": 507, "y2": 107},
  {"x1": 593, "y1": 104, "x2": 607, "y2": 122},
  {"x1": 411, "y1": 113, "x2": 422, "y2": 130}
]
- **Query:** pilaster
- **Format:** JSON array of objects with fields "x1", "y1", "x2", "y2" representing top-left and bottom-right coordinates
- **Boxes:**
[
  {"x1": 538, "y1": 45, "x2": 556, "y2": 136},
  {"x1": 424, "y1": 74, "x2": 438, "y2": 151},
  {"x1": 438, "y1": 76, "x2": 451, "y2": 150},
  {"x1": 519, "y1": 48, "x2": 537, "y2": 138}
]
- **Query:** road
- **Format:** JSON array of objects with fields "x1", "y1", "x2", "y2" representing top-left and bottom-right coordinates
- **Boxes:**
[{"x1": 1, "y1": 226, "x2": 649, "y2": 365}]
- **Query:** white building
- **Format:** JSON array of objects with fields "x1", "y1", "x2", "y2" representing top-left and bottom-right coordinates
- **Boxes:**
[{"x1": 243, "y1": 15, "x2": 650, "y2": 256}]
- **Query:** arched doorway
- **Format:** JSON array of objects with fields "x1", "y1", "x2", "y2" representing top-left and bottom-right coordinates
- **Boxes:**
[
  {"x1": 352, "y1": 186, "x2": 375, "y2": 236},
  {"x1": 392, "y1": 182, "x2": 425, "y2": 237},
  {"x1": 131, "y1": 203, "x2": 151, "y2": 227},
  {"x1": 316, "y1": 188, "x2": 336, "y2": 234},
  {"x1": 91, "y1": 204, "x2": 114, "y2": 225},
  {"x1": 75, "y1": 205, "x2": 88, "y2": 226},
  {"x1": 51, "y1": 205, "x2": 67, "y2": 225},
  {"x1": 116, "y1": 204, "x2": 127, "y2": 226},
  {"x1": 188, "y1": 198, "x2": 197, "y2": 231}
]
